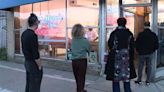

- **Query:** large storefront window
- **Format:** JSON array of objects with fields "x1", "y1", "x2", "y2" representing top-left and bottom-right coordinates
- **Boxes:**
[
  {"x1": 157, "y1": 0, "x2": 164, "y2": 68},
  {"x1": 106, "y1": 0, "x2": 150, "y2": 44},
  {"x1": 14, "y1": 0, "x2": 66, "y2": 60},
  {"x1": 14, "y1": 0, "x2": 100, "y2": 61},
  {"x1": 106, "y1": 0, "x2": 119, "y2": 27},
  {"x1": 34, "y1": 0, "x2": 66, "y2": 59},
  {"x1": 67, "y1": 0, "x2": 99, "y2": 63},
  {"x1": 105, "y1": 0, "x2": 139, "y2": 51},
  {"x1": 14, "y1": 4, "x2": 32, "y2": 54},
  {"x1": 105, "y1": 0, "x2": 151, "y2": 40},
  {"x1": 106, "y1": 0, "x2": 119, "y2": 50}
]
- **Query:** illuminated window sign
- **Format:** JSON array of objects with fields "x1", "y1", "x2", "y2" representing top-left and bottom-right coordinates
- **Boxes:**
[{"x1": 36, "y1": 13, "x2": 65, "y2": 38}]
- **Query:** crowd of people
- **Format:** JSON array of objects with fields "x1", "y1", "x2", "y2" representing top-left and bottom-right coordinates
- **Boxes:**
[{"x1": 21, "y1": 13, "x2": 159, "y2": 92}]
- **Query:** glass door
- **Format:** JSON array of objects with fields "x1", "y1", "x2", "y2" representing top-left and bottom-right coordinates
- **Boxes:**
[
  {"x1": 123, "y1": 5, "x2": 152, "y2": 38},
  {"x1": 122, "y1": 4, "x2": 152, "y2": 67},
  {"x1": 157, "y1": 0, "x2": 164, "y2": 68}
]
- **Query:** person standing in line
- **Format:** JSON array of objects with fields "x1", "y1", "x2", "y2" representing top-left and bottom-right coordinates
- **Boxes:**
[
  {"x1": 71, "y1": 24, "x2": 91, "y2": 92},
  {"x1": 105, "y1": 17, "x2": 136, "y2": 92},
  {"x1": 135, "y1": 22, "x2": 159, "y2": 85},
  {"x1": 85, "y1": 27, "x2": 98, "y2": 42},
  {"x1": 21, "y1": 13, "x2": 43, "y2": 92}
]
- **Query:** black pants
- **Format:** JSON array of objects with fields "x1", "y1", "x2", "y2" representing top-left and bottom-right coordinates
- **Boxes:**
[
  {"x1": 72, "y1": 59, "x2": 87, "y2": 92},
  {"x1": 25, "y1": 60, "x2": 43, "y2": 92}
]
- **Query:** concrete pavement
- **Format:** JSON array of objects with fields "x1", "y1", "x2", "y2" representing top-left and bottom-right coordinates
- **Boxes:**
[{"x1": 0, "y1": 61, "x2": 164, "y2": 92}]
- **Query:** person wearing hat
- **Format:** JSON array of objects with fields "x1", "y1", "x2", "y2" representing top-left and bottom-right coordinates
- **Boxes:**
[{"x1": 85, "y1": 27, "x2": 98, "y2": 42}]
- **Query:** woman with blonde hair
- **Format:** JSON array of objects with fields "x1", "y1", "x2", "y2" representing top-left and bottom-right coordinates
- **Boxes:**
[{"x1": 71, "y1": 24, "x2": 90, "y2": 92}]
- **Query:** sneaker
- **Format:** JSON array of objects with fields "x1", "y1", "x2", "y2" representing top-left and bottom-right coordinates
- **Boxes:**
[
  {"x1": 135, "y1": 81, "x2": 142, "y2": 85},
  {"x1": 145, "y1": 81, "x2": 150, "y2": 86}
]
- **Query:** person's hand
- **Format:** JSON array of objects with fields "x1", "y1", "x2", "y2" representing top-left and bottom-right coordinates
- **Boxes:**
[{"x1": 35, "y1": 59, "x2": 42, "y2": 70}]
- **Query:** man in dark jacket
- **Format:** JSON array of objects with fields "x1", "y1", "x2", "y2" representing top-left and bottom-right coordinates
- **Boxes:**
[
  {"x1": 21, "y1": 13, "x2": 43, "y2": 92},
  {"x1": 135, "y1": 22, "x2": 159, "y2": 85}
]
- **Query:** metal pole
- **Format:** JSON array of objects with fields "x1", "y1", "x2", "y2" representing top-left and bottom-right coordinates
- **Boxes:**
[
  {"x1": 151, "y1": 0, "x2": 158, "y2": 82},
  {"x1": 99, "y1": 0, "x2": 106, "y2": 75},
  {"x1": 119, "y1": 0, "x2": 123, "y2": 17},
  {"x1": 65, "y1": 0, "x2": 68, "y2": 60},
  {"x1": 32, "y1": 4, "x2": 34, "y2": 13}
]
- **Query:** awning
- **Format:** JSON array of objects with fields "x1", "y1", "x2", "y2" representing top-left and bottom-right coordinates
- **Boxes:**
[{"x1": 0, "y1": 0, "x2": 48, "y2": 9}]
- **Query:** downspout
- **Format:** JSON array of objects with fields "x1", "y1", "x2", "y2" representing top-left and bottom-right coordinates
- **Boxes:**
[
  {"x1": 99, "y1": 0, "x2": 107, "y2": 76},
  {"x1": 151, "y1": 0, "x2": 158, "y2": 82}
]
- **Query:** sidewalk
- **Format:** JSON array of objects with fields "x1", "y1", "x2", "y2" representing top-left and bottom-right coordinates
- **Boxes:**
[
  {"x1": 86, "y1": 77, "x2": 164, "y2": 92},
  {"x1": 0, "y1": 61, "x2": 164, "y2": 92}
]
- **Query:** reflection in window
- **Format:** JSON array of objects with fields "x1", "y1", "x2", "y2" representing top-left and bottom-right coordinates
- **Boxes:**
[
  {"x1": 14, "y1": 0, "x2": 66, "y2": 59},
  {"x1": 34, "y1": 1, "x2": 66, "y2": 40},
  {"x1": 67, "y1": 0, "x2": 99, "y2": 27},
  {"x1": 34, "y1": 0, "x2": 66, "y2": 59},
  {"x1": 158, "y1": 1, "x2": 164, "y2": 25},
  {"x1": 107, "y1": 0, "x2": 119, "y2": 27},
  {"x1": 14, "y1": 4, "x2": 32, "y2": 54},
  {"x1": 157, "y1": 0, "x2": 164, "y2": 68},
  {"x1": 67, "y1": 0, "x2": 99, "y2": 62}
]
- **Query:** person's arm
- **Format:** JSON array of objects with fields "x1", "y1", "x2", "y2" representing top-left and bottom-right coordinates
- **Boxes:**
[
  {"x1": 31, "y1": 34, "x2": 42, "y2": 70},
  {"x1": 129, "y1": 34, "x2": 135, "y2": 61},
  {"x1": 86, "y1": 39, "x2": 91, "y2": 52},
  {"x1": 93, "y1": 30, "x2": 98, "y2": 41},
  {"x1": 154, "y1": 34, "x2": 159, "y2": 50},
  {"x1": 94, "y1": 37, "x2": 98, "y2": 41},
  {"x1": 135, "y1": 34, "x2": 141, "y2": 52},
  {"x1": 108, "y1": 32, "x2": 115, "y2": 51}
]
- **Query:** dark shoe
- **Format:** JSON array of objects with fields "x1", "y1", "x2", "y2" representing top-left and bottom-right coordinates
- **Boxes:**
[
  {"x1": 145, "y1": 81, "x2": 150, "y2": 86},
  {"x1": 135, "y1": 81, "x2": 142, "y2": 85},
  {"x1": 77, "y1": 89, "x2": 87, "y2": 92}
]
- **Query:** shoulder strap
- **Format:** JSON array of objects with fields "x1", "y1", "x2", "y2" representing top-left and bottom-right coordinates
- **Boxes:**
[{"x1": 112, "y1": 34, "x2": 118, "y2": 50}]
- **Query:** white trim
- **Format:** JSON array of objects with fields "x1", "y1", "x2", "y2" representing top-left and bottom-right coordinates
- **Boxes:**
[
  {"x1": 14, "y1": 54, "x2": 66, "y2": 61},
  {"x1": 0, "y1": 88, "x2": 13, "y2": 92},
  {"x1": 158, "y1": 26, "x2": 164, "y2": 29},
  {"x1": 67, "y1": 26, "x2": 99, "y2": 29},
  {"x1": 38, "y1": 39, "x2": 66, "y2": 42},
  {"x1": 106, "y1": 26, "x2": 116, "y2": 29},
  {"x1": 121, "y1": 3, "x2": 152, "y2": 7}
]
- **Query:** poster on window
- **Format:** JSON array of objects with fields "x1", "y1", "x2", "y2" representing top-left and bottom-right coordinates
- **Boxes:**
[{"x1": 88, "y1": 51, "x2": 97, "y2": 64}]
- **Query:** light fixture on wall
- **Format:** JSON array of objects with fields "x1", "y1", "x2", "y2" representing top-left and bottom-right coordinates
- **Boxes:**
[
  {"x1": 69, "y1": 0, "x2": 77, "y2": 6},
  {"x1": 69, "y1": 0, "x2": 98, "y2": 7},
  {"x1": 92, "y1": 2, "x2": 97, "y2": 6}
]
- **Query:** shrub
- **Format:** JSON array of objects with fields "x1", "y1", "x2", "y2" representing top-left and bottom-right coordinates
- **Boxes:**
[{"x1": 0, "y1": 48, "x2": 7, "y2": 60}]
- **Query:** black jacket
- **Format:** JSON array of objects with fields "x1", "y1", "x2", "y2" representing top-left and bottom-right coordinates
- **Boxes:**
[
  {"x1": 135, "y1": 28, "x2": 159, "y2": 55},
  {"x1": 105, "y1": 27, "x2": 137, "y2": 80},
  {"x1": 21, "y1": 29, "x2": 40, "y2": 61}
]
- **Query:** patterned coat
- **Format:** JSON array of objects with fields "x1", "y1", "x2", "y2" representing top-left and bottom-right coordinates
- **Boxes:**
[{"x1": 104, "y1": 27, "x2": 137, "y2": 81}]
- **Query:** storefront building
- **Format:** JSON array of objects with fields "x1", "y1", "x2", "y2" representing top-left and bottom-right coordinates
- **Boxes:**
[{"x1": 1, "y1": 0, "x2": 164, "y2": 79}]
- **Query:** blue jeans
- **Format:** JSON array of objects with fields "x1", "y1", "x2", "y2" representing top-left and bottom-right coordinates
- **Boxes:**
[
  {"x1": 113, "y1": 81, "x2": 131, "y2": 92},
  {"x1": 137, "y1": 53, "x2": 153, "y2": 82}
]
